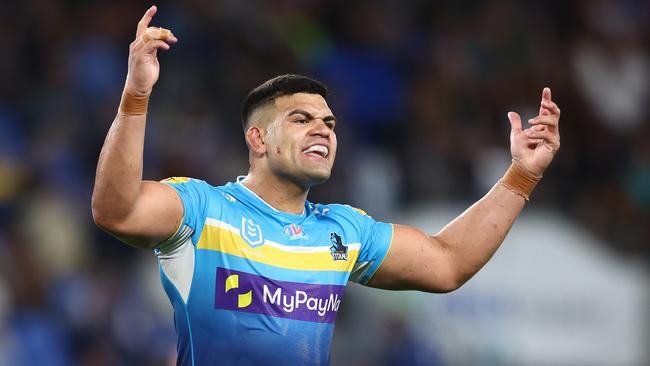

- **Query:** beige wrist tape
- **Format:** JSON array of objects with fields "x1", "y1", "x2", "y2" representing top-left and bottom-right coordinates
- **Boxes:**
[
  {"x1": 118, "y1": 91, "x2": 149, "y2": 116},
  {"x1": 499, "y1": 160, "x2": 542, "y2": 201}
]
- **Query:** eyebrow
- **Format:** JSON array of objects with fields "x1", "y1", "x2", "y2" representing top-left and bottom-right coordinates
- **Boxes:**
[{"x1": 287, "y1": 109, "x2": 337, "y2": 123}]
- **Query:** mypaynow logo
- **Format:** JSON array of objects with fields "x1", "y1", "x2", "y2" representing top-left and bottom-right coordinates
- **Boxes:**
[{"x1": 215, "y1": 268, "x2": 345, "y2": 324}]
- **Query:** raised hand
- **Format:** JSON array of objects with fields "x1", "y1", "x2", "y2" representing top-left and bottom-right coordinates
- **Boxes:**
[
  {"x1": 124, "y1": 6, "x2": 178, "y2": 97},
  {"x1": 507, "y1": 87, "x2": 561, "y2": 177}
]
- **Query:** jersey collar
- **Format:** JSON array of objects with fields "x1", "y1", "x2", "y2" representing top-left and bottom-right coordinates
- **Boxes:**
[{"x1": 233, "y1": 176, "x2": 310, "y2": 220}]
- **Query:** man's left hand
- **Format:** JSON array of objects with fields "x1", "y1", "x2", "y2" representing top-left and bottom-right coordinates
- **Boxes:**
[{"x1": 507, "y1": 87, "x2": 561, "y2": 176}]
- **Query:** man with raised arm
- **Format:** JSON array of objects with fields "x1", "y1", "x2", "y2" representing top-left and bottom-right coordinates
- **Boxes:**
[{"x1": 92, "y1": 6, "x2": 561, "y2": 365}]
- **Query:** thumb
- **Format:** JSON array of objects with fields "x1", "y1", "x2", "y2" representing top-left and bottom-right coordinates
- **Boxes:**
[{"x1": 507, "y1": 111, "x2": 522, "y2": 132}]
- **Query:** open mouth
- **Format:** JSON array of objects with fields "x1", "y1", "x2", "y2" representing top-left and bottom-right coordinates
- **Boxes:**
[{"x1": 303, "y1": 144, "x2": 329, "y2": 159}]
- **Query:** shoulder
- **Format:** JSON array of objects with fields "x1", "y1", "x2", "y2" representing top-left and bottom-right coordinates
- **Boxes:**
[
  {"x1": 161, "y1": 176, "x2": 211, "y2": 186},
  {"x1": 160, "y1": 176, "x2": 234, "y2": 202},
  {"x1": 320, "y1": 203, "x2": 371, "y2": 216},
  {"x1": 160, "y1": 176, "x2": 229, "y2": 191},
  {"x1": 160, "y1": 176, "x2": 209, "y2": 187},
  {"x1": 312, "y1": 203, "x2": 376, "y2": 226}
]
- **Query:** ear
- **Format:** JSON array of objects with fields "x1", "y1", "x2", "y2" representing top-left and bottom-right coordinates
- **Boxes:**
[{"x1": 245, "y1": 126, "x2": 267, "y2": 156}]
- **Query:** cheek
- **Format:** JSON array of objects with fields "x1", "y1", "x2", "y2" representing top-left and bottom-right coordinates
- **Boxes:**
[{"x1": 265, "y1": 134, "x2": 283, "y2": 157}]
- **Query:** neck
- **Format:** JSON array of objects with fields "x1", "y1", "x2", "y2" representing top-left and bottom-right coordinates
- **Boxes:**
[{"x1": 240, "y1": 171, "x2": 309, "y2": 215}]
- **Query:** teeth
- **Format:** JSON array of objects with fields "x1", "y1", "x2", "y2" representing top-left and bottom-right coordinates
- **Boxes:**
[{"x1": 304, "y1": 145, "x2": 329, "y2": 157}]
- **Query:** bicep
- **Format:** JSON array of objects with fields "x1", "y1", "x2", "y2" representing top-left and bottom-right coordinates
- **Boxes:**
[
  {"x1": 101, "y1": 181, "x2": 184, "y2": 249},
  {"x1": 365, "y1": 224, "x2": 459, "y2": 293}
]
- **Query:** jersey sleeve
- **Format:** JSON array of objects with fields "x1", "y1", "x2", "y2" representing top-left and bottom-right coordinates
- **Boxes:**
[
  {"x1": 157, "y1": 177, "x2": 211, "y2": 251},
  {"x1": 345, "y1": 206, "x2": 394, "y2": 285}
]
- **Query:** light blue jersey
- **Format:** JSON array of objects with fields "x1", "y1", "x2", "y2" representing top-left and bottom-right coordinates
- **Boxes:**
[{"x1": 156, "y1": 177, "x2": 393, "y2": 365}]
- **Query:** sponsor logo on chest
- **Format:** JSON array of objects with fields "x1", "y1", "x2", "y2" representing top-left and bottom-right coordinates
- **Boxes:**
[
  {"x1": 282, "y1": 223, "x2": 307, "y2": 240},
  {"x1": 215, "y1": 267, "x2": 344, "y2": 323}
]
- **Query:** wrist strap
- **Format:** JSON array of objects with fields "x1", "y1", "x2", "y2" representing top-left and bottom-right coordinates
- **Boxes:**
[
  {"x1": 499, "y1": 160, "x2": 542, "y2": 201},
  {"x1": 118, "y1": 91, "x2": 149, "y2": 116}
]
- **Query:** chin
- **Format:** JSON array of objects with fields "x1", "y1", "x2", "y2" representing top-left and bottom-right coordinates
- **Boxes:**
[
  {"x1": 302, "y1": 169, "x2": 331, "y2": 187},
  {"x1": 309, "y1": 175, "x2": 330, "y2": 186}
]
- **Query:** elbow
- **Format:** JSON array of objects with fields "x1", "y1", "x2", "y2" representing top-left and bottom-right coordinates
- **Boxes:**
[
  {"x1": 91, "y1": 187, "x2": 106, "y2": 225},
  {"x1": 91, "y1": 194, "x2": 123, "y2": 233},
  {"x1": 445, "y1": 279, "x2": 467, "y2": 293},
  {"x1": 411, "y1": 273, "x2": 465, "y2": 294},
  {"x1": 424, "y1": 243, "x2": 465, "y2": 293},
  {"x1": 91, "y1": 194, "x2": 104, "y2": 226},
  {"x1": 91, "y1": 202, "x2": 113, "y2": 232},
  {"x1": 425, "y1": 258, "x2": 471, "y2": 293},
  {"x1": 92, "y1": 205, "x2": 131, "y2": 240},
  {"x1": 438, "y1": 269, "x2": 477, "y2": 293},
  {"x1": 431, "y1": 276, "x2": 465, "y2": 294}
]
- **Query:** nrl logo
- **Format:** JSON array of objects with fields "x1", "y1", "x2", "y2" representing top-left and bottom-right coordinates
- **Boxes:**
[
  {"x1": 329, "y1": 232, "x2": 348, "y2": 261},
  {"x1": 241, "y1": 217, "x2": 264, "y2": 247}
]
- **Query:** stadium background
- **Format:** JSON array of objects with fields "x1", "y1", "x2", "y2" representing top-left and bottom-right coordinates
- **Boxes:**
[{"x1": 0, "y1": 0, "x2": 648, "y2": 365}]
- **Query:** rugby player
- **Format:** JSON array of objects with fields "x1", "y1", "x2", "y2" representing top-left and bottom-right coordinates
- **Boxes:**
[{"x1": 91, "y1": 6, "x2": 561, "y2": 365}]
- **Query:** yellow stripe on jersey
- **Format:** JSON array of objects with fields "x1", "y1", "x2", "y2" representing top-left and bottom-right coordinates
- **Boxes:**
[
  {"x1": 196, "y1": 224, "x2": 359, "y2": 272},
  {"x1": 352, "y1": 207, "x2": 369, "y2": 216},
  {"x1": 161, "y1": 177, "x2": 191, "y2": 184}
]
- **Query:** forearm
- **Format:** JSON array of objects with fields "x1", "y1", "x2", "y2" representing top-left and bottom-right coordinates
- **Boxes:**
[
  {"x1": 91, "y1": 103, "x2": 148, "y2": 223},
  {"x1": 434, "y1": 182, "x2": 526, "y2": 285}
]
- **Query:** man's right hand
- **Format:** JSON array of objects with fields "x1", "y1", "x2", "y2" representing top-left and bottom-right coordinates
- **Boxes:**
[
  {"x1": 124, "y1": 6, "x2": 177, "y2": 97},
  {"x1": 92, "y1": 6, "x2": 183, "y2": 249}
]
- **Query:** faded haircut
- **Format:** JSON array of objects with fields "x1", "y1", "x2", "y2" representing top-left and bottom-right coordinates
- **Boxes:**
[{"x1": 241, "y1": 74, "x2": 328, "y2": 129}]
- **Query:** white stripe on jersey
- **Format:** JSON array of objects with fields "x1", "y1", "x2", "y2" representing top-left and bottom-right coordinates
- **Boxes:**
[{"x1": 204, "y1": 217, "x2": 362, "y2": 253}]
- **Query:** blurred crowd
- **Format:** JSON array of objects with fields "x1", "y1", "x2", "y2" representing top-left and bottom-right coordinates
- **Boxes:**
[{"x1": 0, "y1": 0, "x2": 648, "y2": 364}]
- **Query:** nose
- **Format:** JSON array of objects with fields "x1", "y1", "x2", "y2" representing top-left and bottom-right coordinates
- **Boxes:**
[{"x1": 310, "y1": 119, "x2": 331, "y2": 137}]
